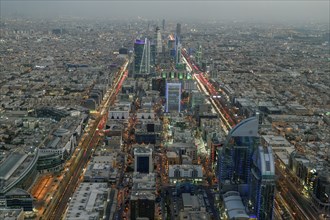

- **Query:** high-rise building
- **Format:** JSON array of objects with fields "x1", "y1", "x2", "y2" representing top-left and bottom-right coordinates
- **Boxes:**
[
  {"x1": 176, "y1": 23, "x2": 181, "y2": 38},
  {"x1": 166, "y1": 82, "x2": 182, "y2": 112},
  {"x1": 150, "y1": 42, "x2": 156, "y2": 67},
  {"x1": 196, "y1": 44, "x2": 202, "y2": 65},
  {"x1": 155, "y1": 27, "x2": 162, "y2": 54},
  {"x1": 134, "y1": 38, "x2": 150, "y2": 77},
  {"x1": 190, "y1": 90, "x2": 205, "y2": 109},
  {"x1": 175, "y1": 37, "x2": 181, "y2": 64},
  {"x1": 134, "y1": 147, "x2": 153, "y2": 173},
  {"x1": 217, "y1": 116, "x2": 259, "y2": 192},
  {"x1": 168, "y1": 39, "x2": 176, "y2": 57},
  {"x1": 249, "y1": 146, "x2": 275, "y2": 219},
  {"x1": 217, "y1": 116, "x2": 276, "y2": 219},
  {"x1": 162, "y1": 19, "x2": 165, "y2": 30},
  {"x1": 313, "y1": 170, "x2": 330, "y2": 208}
]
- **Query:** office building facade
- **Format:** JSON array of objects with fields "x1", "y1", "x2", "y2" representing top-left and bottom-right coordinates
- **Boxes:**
[
  {"x1": 130, "y1": 192, "x2": 155, "y2": 220},
  {"x1": 155, "y1": 27, "x2": 162, "y2": 54},
  {"x1": 249, "y1": 146, "x2": 275, "y2": 219},
  {"x1": 134, "y1": 147, "x2": 153, "y2": 173},
  {"x1": 217, "y1": 116, "x2": 276, "y2": 219},
  {"x1": 134, "y1": 38, "x2": 150, "y2": 77},
  {"x1": 176, "y1": 23, "x2": 181, "y2": 38},
  {"x1": 218, "y1": 116, "x2": 259, "y2": 193},
  {"x1": 313, "y1": 170, "x2": 330, "y2": 212},
  {"x1": 166, "y1": 82, "x2": 181, "y2": 113}
]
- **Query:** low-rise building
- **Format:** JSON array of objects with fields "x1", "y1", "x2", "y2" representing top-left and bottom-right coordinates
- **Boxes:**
[
  {"x1": 0, "y1": 150, "x2": 38, "y2": 195},
  {"x1": 0, "y1": 208, "x2": 25, "y2": 220},
  {"x1": 168, "y1": 165, "x2": 203, "y2": 183},
  {"x1": 220, "y1": 191, "x2": 249, "y2": 220},
  {"x1": 130, "y1": 191, "x2": 155, "y2": 220},
  {"x1": 66, "y1": 183, "x2": 116, "y2": 220}
]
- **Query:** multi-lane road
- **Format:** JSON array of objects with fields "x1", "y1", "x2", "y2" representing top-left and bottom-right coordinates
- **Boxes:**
[
  {"x1": 181, "y1": 48, "x2": 323, "y2": 219},
  {"x1": 276, "y1": 159, "x2": 320, "y2": 220},
  {"x1": 38, "y1": 60, "x2": 129, "y2": 220},
  {"x1": 181, "y1": 49, "x2": 236, "y2": 133}
]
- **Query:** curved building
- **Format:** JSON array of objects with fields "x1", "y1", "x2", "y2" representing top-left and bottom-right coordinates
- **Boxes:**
[
  {"x1": 217, "y1": 116, "x2": 259, "y2": 193},
  {"x1": 37, "y1": 152, "x2": 63, "y2": 173},
  {"x1": 217, "y1": 116, "x2": 275, "y2": 219},
  {"x1": 0, "y1": 149, "x2": 39, "y2": 195},
  {"x1": 249, "y1": 146, "x2": 275, "y2": 220}
]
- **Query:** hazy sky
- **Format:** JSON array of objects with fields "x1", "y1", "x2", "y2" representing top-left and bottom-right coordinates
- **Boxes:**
[{"x1": 1, "y1": 1, "x2": 329, "y2": 23}]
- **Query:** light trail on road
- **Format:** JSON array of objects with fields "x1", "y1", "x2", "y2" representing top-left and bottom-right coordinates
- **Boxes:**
[{"x1": 43, "y1": 60, "x2": 129, "y2": 220}]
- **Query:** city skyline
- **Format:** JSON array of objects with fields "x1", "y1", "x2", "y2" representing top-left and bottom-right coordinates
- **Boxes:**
[
  {"x1": 1, "y1": 1, "x2": 329, "y2": 23},
  {"x1": 0, "y1": 1, "x2": 329, "y2": 219}
]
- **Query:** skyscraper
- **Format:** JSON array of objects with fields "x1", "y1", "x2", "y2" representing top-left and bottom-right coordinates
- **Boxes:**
[
  {"x1": 166, "y1": 82, "x2": 181, "y2": 112},
  {"x1": 150, "y1": 42, "x2": 156, "y2": 67},
  {"x1": 176, "y1": 23, "x2": 181, "y2": 38},
  {"x1": 218, "y1": 116, "x2": 259, "y2": 191},
  {"x1": 162, "y1": 19, "x2": 165, "y2": 31},
  {"x1": 134, "y1": 38, "x2": 150, "y2": 77},
  {"x1": 155, "y1": 27, "x2": 162, "y2": 54},
  {"x1": 175, "y1": 37, "x2": 181, "y2": 64},
  {"x1": 168, "y1": 39, "x2": 176, "y2": 57},
  {"x1": 196, "y1": 44, "x2": 202, "y2": 65},
  {"x1": 249, "y1": 146, "x2": 275, "y2": 219},
  {"x1": 217, "y1": 116, "x2": 276, "y2": 219}
]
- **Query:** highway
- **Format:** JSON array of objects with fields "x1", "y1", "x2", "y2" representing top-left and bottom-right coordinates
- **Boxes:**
[
  {"x1": 181, "y1": 48, "x2": 237, "y2": 133},
  {"x1": 275, "y1": 158, "x2": 319, "y2": 220},
  {"x1": 181, "y1": 48, "x2": 321, "y2": 219},
  {"x1": 41, "y1": 60, "x2": 129, "y2": 220}
]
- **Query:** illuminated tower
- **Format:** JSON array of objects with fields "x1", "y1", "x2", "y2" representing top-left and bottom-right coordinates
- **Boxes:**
[
  {"x1": 217, "y1": 116, "x2": 259, "y2": 194},
  {"x1": 134, "y1": 38, "x2": 150, "y2": 76},
  {"x1": 166, "y1": 82, "x2": 181, "y2": 113},
  {"x1": 249, "y1": 146, "x2": 275, "y2": 219},
  {"x1": 217, "y1": 115, "x2": 275, "y2": 219}
]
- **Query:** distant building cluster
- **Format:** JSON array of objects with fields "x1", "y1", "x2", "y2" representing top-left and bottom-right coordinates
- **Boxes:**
[{"x1": 0, "y1": 17, "x2": 329, "y2": 220}]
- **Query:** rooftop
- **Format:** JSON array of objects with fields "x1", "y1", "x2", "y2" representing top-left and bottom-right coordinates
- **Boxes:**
[
  {"x1": 0, "y1": 153, "x2": 27, "y2": 181},
  {"x1": 222, "y1": 191, "x2": 249, "y2": 219},
  {"x1": 66, "y1": 182, "x2": 111, "y2": 220}
]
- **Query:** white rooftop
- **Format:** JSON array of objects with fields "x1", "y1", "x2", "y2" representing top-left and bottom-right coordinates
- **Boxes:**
[{"x1": 66, "y1": 183, "x2": 109, "y2": 220}]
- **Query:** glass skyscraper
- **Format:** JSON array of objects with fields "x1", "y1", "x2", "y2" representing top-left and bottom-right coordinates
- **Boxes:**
[
  {"x1": 218, "y1": 116, "x2": 259, "y2": 191},
  {"x1": 250, "y1": 146, "x2": 275, "y2": 219},
  {"x1": 217, "y1": 116, "x2": 275, "y2": 219},
  {"x1": 134, "y1": 38, "x2": 150, "y2": 76}
]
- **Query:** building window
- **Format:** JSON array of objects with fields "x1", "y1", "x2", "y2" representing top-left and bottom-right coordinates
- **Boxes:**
[
  {"x1": 192, "y1": 169, "x2": 198, "y2": 178},
  {"x1": 174, "y1": 169, "x2": 180, "y2": 178}
]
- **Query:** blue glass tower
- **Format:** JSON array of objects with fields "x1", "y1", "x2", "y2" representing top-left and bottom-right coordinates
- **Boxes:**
[
  {"x1": 250, "y1": 146, "x2": 275, "y2": 219},
  {"x1": 218, "y1": 116, "x2": 259, "y2": 193},
  {"x1": 217, "y1": 116, "x2": 275, "y2": 219}
]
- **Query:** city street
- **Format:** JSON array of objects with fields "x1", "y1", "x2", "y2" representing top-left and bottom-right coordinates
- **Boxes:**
[{"x1": 33, "y1": 60, "x2": 129, "y2": 220}]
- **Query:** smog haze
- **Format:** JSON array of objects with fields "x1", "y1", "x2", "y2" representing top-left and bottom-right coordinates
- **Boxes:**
[{"x1": 1, "y1": 1, "x2": 329, "y2": 23}]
